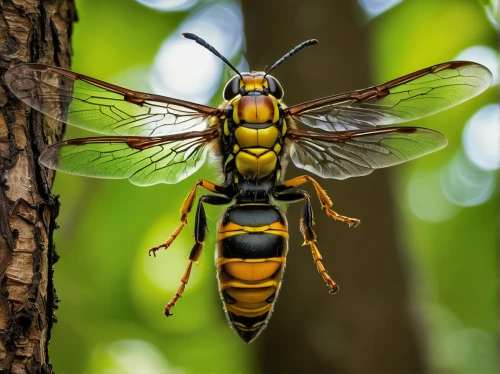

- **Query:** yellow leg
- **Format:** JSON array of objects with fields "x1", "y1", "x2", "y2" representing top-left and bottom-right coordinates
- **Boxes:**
[
  {"x1": 161, "y1": 193, "x2": 229, "y2": 316},
  {"x1": 149, "y1": 179, "x2": 223, "y2": 256},
  {"x1": 309, "y1": 241, "x2": 338, "y2": 294},
  {"x1": 164, "y1": 242, "x2": 204, "y2": 316},
  {"x1": 164, "y1": 261, "x2": 192, "y2": 316},
  {"x1": 279, "y1": 175, "x2": 360, "y2": 227},
  {"x1": 300, "y1": 193, "x2": 338, "y2": 293},
  {"x1": 274, "y1": 188, "x2": 339, "y2": 294}
]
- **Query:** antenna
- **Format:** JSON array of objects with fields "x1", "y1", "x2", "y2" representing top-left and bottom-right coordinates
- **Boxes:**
[
  {"x1": 182, "y1": 33, "x2": 243, "y2": 80},
  {"x1": 264, "y1": 39, "x2": 318, "y2": 78}
]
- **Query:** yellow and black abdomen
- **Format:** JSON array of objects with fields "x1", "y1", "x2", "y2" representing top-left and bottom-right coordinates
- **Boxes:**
[{"x1": 216, "y1": 203, "x2": 288, "y2": 343}]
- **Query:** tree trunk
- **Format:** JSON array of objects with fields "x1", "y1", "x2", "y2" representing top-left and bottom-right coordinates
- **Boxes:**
[
  {"x1": 242, "y1": 1, "x2": 427, "y2": 373},
  {"x1": 0, "y1": 1, "x2": 76, "y2": 372}
]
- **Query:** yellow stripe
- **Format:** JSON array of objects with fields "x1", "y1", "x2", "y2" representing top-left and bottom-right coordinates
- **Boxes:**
[
  {"x1": 234, "y1": 326, "x2": 261, "y2": 332},
  {"x1": 282, "y1": 119, "x2": 287, "y2": 136},
  {"x1": 217, "y1": 230, "x2": 249, "y2": 240},
  {"x1": 219, "y1": 221, "x2": 248, "y2": 232},
  {"x1": 220, "y1": 221, "x2": 287, "y2": 233},
  {"x1": 226, "y1": 303, "x2": 273, "y2": 316},
  {"x1": 224, "y1": 153, "x2": 234, "y2": 168},
  {"x1": 252, "y1": 321, "x2": 266, "y2": 328},
  {"x1": 232, "y1": 203, "x2": 271, "y2": 207},
  {"x1": 232, "y1": 321, "x2": 248, "y2": 329},
  {"x1": 270, "y1": 95, "x2": 279, "y2": 124},
  {"x1": 217, "y1": 257, "x2": 285, "y2": 267},
  {"x1": 245, "y1": 148, "x2": 268, "y2": 157},
  {"x1": 219, "y1": 278, "x2": 280, "y2": 291},
  {"x1": 231, "y1": 320, "x2": 268, "y2": 330},
  {"x1": 217, "y1": 229, "x2": 288, "y2": 241},
  {"x1": 232, "y1": 97, "x2": 241, "y2": 124},
  {"x1": 269, "y1": 221, "x2": 287, "y2": 231},
  {"x1": 226, "y1": 286, "x2": 277, "y2": 304},
  {"x1": 241, "y1": 225, "x2": 269, "y2": 232},
  {"x1": 232, "y1": 300, "x2": 269, "y2": 310}
]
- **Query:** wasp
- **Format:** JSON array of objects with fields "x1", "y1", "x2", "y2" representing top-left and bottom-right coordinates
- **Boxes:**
[{"x1": 5, "y1": 33, "x2": 492, "y2": 343}]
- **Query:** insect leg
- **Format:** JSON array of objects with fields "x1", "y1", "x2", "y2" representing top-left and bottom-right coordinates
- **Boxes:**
[
  {"x1": 275, "y1": 175, "x2": 360, "y2": 227},
  {"x1": 149, "y1": 180, "x2": 231, "y2": 256},
  {"x1": 273, "y1": 189, "x2": 338, "y2": 294},
  {"x1": 163, "y1": 194, "x2": 232, "y2": 317},
  {"x1": 308, "y1": 241, "x2": 339, "y2": 294}
]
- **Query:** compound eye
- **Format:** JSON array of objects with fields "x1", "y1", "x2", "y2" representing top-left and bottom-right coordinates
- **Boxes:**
[
  {"x1": 223, "y1": 76, "x2": 241, "y2": 100},
  {"x1": 266, "y1": 75, "x2": 284, "y2": 100}
]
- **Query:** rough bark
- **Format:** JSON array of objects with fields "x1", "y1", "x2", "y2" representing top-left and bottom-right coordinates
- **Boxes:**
[
  {"x1": 0, "y1": 1, "x2": 76, "y2": 372},
  {"x1": 242, "y1": 1, "x2": 427, "y2": 373}
]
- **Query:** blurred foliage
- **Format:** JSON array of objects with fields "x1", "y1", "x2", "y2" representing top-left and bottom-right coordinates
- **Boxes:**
[
  {"x1": 51, "y1": 1, "x2": 254, "y2": 373},
  {"x1": 370, "y1": 0, "x2": 497, "y2": 373},
  {"x1": 49, "y1": 0, "x2": 497, "y2": 373}
]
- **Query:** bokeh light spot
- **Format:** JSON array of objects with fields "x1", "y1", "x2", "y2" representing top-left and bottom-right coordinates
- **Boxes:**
[
  {"x1": 110, "y1": 65, "x2": 152, "y2": 92},
  {"x1": 482, "y1": 0, "x2": 498, "y2": 28},
  {"x1": 357, "y1": 0, "x2": 402, "y2": 19},
  {"x1": 131, "y1": 213, "x2": 212, "y2": 333},
  {"x1": 151, "y1": 3, "x2": 243, "y2": 104},
  {"x1": 152, "y1": 36, "x2": 223, "y2": 104},
  {"x1": 407, "y1": 169, "x2": 461, "y2": 222},
  {"x1": 440, "y1": 152, "x2": 495, "y2": 207},
  {"x1": 421, "y1": 302, "x2": 464, "y2": 370},
  {"x1": 89, "y1": 339, "x2": 182, "y2": 374},
  {"x1": 135, "y1": 215, "x2": 203, "y2": 295},
  {"x1": 444, "y1": 329, "x2": 497, "y2": 372},
  {"x1": 462, "y1": 104, "x2": 499, "y2": 170},
  {"x1": 182, "y1": 3, "x2": 243, "y2": 58},
  {"x1": 136, "y1": 0, "x2": 198, "y2": 12}
]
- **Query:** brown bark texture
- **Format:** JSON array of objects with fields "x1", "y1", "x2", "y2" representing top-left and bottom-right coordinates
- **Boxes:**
[
  {"x1": 0, "y1": 1, "x2": 76, "y2": 373},
  {"x1": 242, "y1": 1, "x2": 427, "y2": 373}
]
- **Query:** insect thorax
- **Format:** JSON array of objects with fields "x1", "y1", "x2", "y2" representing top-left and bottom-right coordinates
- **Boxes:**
[{"x1": 222, "y1": 93, "x2": 287, "y2": 184}]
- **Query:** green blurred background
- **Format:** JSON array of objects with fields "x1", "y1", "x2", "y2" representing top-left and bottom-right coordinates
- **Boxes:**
[{"x1": 50, "y1": 0, "x2": 498, "y2": 373}]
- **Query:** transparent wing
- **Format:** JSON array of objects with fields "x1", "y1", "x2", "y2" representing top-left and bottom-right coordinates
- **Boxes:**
[
  {"x1": 5, "y1": 63, "x2": 220, "y2": 136},
  {"x1": 288, "y1": 127, "x2": 447, "y2": 179},
  {"x1": 286, "y1": 61, "x2": 492, "y2": 131},
  {"x1": 39, "y1": 129, "x2": 218, "y2": 186}
]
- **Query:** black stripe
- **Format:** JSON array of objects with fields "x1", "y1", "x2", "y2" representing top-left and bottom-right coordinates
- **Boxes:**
[
  {"x1": 221, "y1": 233, "x2": 286, "y2": 259},
  {"x1": 223, "y1": 204, "x2": 285, "y2": 226},
  {"x1": 234, "y1": 328, "x2": 261, "y2": 343},
  {"x1": 230, "y1": 312, "x2": 269, "y2": 328}
]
